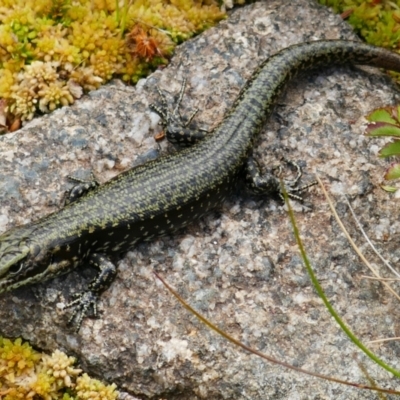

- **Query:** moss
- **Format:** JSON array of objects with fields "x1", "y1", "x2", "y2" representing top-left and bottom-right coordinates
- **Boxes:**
[
  {"x1": 318, "y1": 1, "x2": 400, "y2": 49},
  {"x1": 0, "y1": 0, "x2": 227, "y2": 128},
  {"x1": 75, "y1": 374, "x2": 118, "y2": 400},
  {"x1": 0, "y1": 337, "x2": 118, "y2": 400},
  {"x1": 317, "y1": 2, "x2": 400, "y2": 94}
]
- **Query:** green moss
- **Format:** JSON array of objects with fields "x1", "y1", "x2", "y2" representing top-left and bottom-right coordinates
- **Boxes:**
[
  {"x1": 0, "y1": 337, "x2": 118, "y2": 400},
  {"x1": 0, "y1": 0, "x2": 227, "y2": 128},
  {"x1": 318, "y1": 0, "x2": 400, "y2": 49},
  {"x1": 318, "y1": 2, "x2": 400, "y2": 86}
]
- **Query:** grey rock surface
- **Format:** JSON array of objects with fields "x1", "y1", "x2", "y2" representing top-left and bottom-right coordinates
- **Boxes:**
[{"x1": 1, "y1": 0, "x2": 400, "y2": 399}]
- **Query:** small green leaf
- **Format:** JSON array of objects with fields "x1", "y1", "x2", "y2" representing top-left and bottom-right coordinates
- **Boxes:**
[
  {"x1": 379, "y1": 140, "x2": 400, "y2": 157},
  {"x1": 366, "y1": 122, "x2": 400, "y2": 137},
  {"x1": 366, "y1": 108, "x2": 397, "y2": 124},
  {"x1": 12, "y1": 22, "x2": 21, "y2": 31},
  {"x1": 381, "y1": 185, "x2": 398, "y2": 193},
  {"x1": 27, "y1": 31, "x2": 37, "y2": 39},
  {"x1": 384, "y1": 163, "x2": 400, "y2": 180}
]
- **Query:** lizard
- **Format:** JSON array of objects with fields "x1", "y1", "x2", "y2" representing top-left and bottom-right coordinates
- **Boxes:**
[{"x1": 0, "y1": 40, "x2": 400, "y2": 330}]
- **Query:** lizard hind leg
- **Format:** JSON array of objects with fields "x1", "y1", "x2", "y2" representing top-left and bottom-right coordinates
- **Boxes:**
[{"x1": 245, "y1": 156, "x2": 316, "y2": 201}]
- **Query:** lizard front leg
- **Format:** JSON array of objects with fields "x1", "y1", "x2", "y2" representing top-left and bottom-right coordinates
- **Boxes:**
[
  {"x1": 150, "y1": 78, "x2": 208, "y2": 147},
  {"x1": 65, "y1": 253, "x2": 117, "y2": 331}
]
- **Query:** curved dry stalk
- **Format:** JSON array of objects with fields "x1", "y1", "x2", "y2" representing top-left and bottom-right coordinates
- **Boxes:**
[
  {"x1": 155, "y1": 271, "x2": 400, "y2": 395},
  {"x1": 361, "y1": 275, "x2": 400, "y2": 282},
  {"x1": 316, "y1": 175, "x2": 400, "y2": 302},
  {"x1": 343, "y1": 196, "x2": 400, "y2": 279},
  {"x1": 368, "y1": 337, "x2": 400, "y2": 344}
]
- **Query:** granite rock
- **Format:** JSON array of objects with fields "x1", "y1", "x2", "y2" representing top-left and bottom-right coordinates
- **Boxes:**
[{"x1": 0, "y1": 1, "x2": 400, "y2": 399}]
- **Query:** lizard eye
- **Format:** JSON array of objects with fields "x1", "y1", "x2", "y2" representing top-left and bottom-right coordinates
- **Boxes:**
[{"x1": 9, "y1": 262, "x2": 23, "y2": 275}]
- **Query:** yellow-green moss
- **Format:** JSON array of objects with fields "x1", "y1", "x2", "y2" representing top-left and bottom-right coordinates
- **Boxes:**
[
  {"x1": 318, "y1": 1, "x2": 400, "y2": 89},
  {"x1": 0, "y1": 0, "x2": 226, "y2": 127},
  {"x1": 75, "y1": 374, "x2": 118, "y2": 400},
  {"x1": 0, "y1": 337, "x2": 118, "y2": 400},
  {"x1": 318, "y1": 1, "x2": 400, "y2": 49}
]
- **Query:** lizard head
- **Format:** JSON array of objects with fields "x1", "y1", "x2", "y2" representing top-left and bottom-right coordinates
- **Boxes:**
[{"x1": 0, "y1": 226, "x2": 50, "y2": 293}]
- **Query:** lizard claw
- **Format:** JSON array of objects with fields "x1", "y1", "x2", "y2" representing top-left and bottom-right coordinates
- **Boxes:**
[{"x1": 65, "y1": 290, "x2": 99, "y2": 332}]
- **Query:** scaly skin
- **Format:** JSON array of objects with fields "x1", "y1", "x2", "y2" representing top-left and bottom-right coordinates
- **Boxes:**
[{"x1": 0, "y1": 41, "x2": 400, "y2": 328}]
